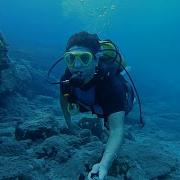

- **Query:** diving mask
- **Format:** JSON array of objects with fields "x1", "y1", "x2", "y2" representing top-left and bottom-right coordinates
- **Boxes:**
[{"x1": 64, "y1": 50, "x2": 93, "y2": 68}]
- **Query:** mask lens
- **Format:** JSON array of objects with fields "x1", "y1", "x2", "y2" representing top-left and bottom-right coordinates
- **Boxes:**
[
  {"x1": 80, "y1": 52, "x2": 92, "y2": 65},
  {"x1": 65, "y1": 51, "x2": 93, "y2": 67},
  {"x1": 65, "y1": 53, "x2": 75, "y2": 66}
]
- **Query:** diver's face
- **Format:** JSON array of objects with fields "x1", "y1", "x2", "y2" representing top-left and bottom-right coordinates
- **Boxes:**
[{"x1": 65, "y1": 46, "x2": 97, "y2": 84}]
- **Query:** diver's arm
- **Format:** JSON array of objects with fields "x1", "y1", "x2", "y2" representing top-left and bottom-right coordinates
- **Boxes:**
[
  {"x1": 99, "y1": 111, "x2": 125, "y2": 170},
  {"x1": 60, "y1": 90, "x2": 73, "y2": 130}
]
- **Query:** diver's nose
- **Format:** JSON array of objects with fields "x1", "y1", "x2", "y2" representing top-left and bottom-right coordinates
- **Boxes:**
[{"x1": 74, "y1": 58, "x2": 82, "y2": 68}]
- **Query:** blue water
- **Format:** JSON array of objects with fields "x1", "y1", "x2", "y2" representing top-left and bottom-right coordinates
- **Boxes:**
[{"x1": 0, "y1": 0, "x2": 180, "y2": 108}]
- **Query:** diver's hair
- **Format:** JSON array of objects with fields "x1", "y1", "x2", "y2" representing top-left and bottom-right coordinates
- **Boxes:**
[{"x1": 66, "y1": 31, "x2": 100, "y2": 54}]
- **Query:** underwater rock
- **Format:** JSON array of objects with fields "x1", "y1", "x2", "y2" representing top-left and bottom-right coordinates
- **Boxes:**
[
  {"x1": 34, "y1": 95, "x2": 56, "y2": 104},
  {"x1": 0, "y1": 32, "x2": 9, "y2": 72},
  {"x1": 33, "y1": 135, "x2": 73, "y2": 163},
  {"x1": 124, "y1": 126, "x2": 136, "y2": 141},
  {"x1": 113, "y1": 141, "x2": 178, "y2": 179},
  {"x1": 166, "y1": 161, "x2": 180, "y2": 179},
  {"x1": 0, "y1": 68, "x2": 17, "y2": 96},
  {"x1": 78, "y1": 117, "x2": 135, "y2": 143},
  {"x1": 14, "y1": 61, "x2": 58, "y2": 98},
  {"x1": 0, "y1": 58, "x2": 58, "y2": 99},
  {"x1": 31, "y1": 95, "x2": 61, "y2": 116},
  {"x1": 32, "y1": 71, "x2": 58, "y2": 98},
  {"x1": 79, "y1": 129, "x2": 92, "y2": 145},
  {"x1": 12, "y1": 63, "x2": 33, "y2": 96},
  {"x1": 78, "y1": 117, "x2": 104, "y2": 138},
  {"x1": 107, "y1": 157, "x2": 148, "y2": 180},
  {"x1": 0, "y1": 127, "x2": 15, "y2": 137},
  {"x1": 0, "y1": 93, "x2": 34, "y2": 120},
  {"x1": 15, "y1": 116, "x2": 61, "y2": 141},
  {"x1": 0, "y1": 59, "x2": 34, "y2": 98},
  {"x1": 0, "y1": 33, "x2": 58, "y2": 114},
  {"x1": 55, "y1": 141, "x2": 104, "y2": 179},
  {"x1": 0, "y1": 33, "x2": 16, "y2": 101},
  {"x1": 79, "y1": 128, "x2": 91, "y2": 138},
  {"x1": 0, "y1": 137, "x2": 28, "y2": 156},
  {"x1": 0, "y1": 155, "x2": 45, "y2": 179},
  {"x1": 126, "y1": 162, "x2": 149, "y2": 180}
]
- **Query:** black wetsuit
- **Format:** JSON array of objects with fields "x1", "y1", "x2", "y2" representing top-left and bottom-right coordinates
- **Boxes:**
[{"x1": 60, "y1": 69, "x2": 134, "y2": 121}]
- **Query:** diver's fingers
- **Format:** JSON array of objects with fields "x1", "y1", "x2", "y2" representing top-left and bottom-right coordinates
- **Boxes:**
[
  {"x1": 88, "y1": 164, "x2": 100, "y2": 180},
  {"x1": 91, "y1": 163, "x2": 100, "y2": 172}
]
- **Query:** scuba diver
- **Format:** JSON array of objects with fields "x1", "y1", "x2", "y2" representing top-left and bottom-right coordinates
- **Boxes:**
[{"x1": 48, "y1": 31, "x2": 144, "y2": 180}]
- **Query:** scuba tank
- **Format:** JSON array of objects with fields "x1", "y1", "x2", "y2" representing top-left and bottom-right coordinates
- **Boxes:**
[
  {"x1": 98, "y1": 40, "x2": 127, "y2": 76},
  {"x1": 96, "y1": 40, "x2": 144, "y2": 127}
]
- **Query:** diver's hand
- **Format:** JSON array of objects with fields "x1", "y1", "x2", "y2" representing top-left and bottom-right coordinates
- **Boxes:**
[{"x1": 88, "y1": 163, "x2": 108, "y2": 180}]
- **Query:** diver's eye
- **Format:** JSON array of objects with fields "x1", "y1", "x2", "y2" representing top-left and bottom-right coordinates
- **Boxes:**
[
  {"x1": 66, "y1": 53, "x2": 75, "y2": 65},
  {"x1": 80, "y1": 53, "x2": 91, "y2": 64}
]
